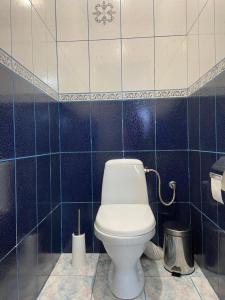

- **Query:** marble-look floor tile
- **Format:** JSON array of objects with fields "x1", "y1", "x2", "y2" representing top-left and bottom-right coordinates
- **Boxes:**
[
  {"x1": 92, "y1": 275, "x2": 145, "y2": 300},
  {"x1": 144, "y1": 277, "x2": 201, "y2": 300},
  {"x1": 191, "y1": 277, "x2": 219, "y2": 300},
  {"x1": 37, "y1": 276, "x2": 94, "y2": 300},
  {"x1": 51, "y1": 253, "x2": 99, "y2": 276},
  {"x1": 141, "y1": 256, "x2": 204, "y2": 278},
  {"x1": 95, "y1": 253, "x2": 111, "y2": 276}
]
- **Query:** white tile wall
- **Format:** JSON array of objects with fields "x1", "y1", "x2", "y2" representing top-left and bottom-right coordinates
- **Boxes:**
[
  {"x1": 0, "y1": 0, "x2": 11, "y2": 54},
  {"x1": 155, "y1": 36, "x2": 187, "y2": 89},
  {"x1": 199, "y1": 0, "x2": 215, "y2": 77},
  {"x1": 121, "y1": 0, "x2": 154, "y2": 38},
  {"x1": 11, "y1": 0, "x2": 33, "y2": 71},
  {"x1": 154, "y1": 0, "x2": 186, "y2": 36},
  {"x1": 0, "y1": 0, "x2": 58, "y2": 94},
  {"x1": 89, "y1": 39, "x2": 121, "y2": 92},
  {"x1": 88, "y1": 0, "x2": 120, "y2": 40},
  {"x1": 57, "y1": 0, "x2": 88, "y2": 41},
  {"x1": 187, "y1": 0, "x2": 199, "y2": 33},
  {"x1": 215, "y1": 0, "x2": 225, "y2": 64},
  {"x1": 58, "y1": 42, "x2": 89, "y2": 93},
  {"x1": 188, "y1": 22, "x2": 199, "y2": 87},
  {"x1": 122, "y1": 38, "x2": 154, "y2": 91}
]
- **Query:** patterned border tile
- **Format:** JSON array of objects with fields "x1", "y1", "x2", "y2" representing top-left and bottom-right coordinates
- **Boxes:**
[
  {"x1": 0, "y1": 48, "x2": 58, "y2": 101},
  {"x1": 123, "y1": 90, "x2": 155, "y2": 100},
  {"x1": 155, "y1": 89, "x2": 187, "y2": 98},
  {"x1": 188, "y1": 56, "x2": 225, "y2": 96}
]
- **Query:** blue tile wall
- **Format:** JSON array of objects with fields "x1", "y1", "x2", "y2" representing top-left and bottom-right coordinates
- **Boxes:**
[
  {"x1": 188, "y1": 86, "x2": 225, "y2": 299},
  {"x1": 0, "y1": 63, "x2": 61, "y2": 299},
  {"x1": 60, "y1": 98, "x2": 190, "y2": 253}
]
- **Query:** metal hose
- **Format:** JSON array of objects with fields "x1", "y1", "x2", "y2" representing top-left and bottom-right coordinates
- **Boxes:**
[{"x1": 145, "y1": 168, "x2": 176, "y2": 206}]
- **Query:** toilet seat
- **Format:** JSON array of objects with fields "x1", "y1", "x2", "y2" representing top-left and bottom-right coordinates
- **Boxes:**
[{"x1": 95, "y1": 204, "x2": 156, "y2": 237}]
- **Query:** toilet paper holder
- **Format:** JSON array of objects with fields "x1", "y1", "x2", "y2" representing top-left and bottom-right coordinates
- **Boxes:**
[{"x1": 209, "y1": 156, "x2": 225, "y2": 204}]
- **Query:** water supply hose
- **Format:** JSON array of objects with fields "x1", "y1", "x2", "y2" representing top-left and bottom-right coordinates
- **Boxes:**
[{"x1": 144, "y1": 168, "x2": 176, "y2": 206}]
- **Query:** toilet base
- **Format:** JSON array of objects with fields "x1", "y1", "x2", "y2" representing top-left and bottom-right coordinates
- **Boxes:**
[{"x1": 108, "y1": 258, "x2": 144, "y2": 299}]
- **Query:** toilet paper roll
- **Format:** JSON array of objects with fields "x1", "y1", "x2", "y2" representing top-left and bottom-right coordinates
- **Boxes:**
[{"x1": 211, "y1": 177, "x2": 224, "y2": 204}]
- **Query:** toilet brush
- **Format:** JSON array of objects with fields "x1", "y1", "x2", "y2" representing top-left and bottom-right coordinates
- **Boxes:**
[{"x1": 72, "y1": 209, "x2": 86, "y2": 268}]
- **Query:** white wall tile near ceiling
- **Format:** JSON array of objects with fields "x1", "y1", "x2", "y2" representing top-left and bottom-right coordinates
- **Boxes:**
[
  {"x1": 198, "y1": 0, "x2": 208, "y2": 13},
  {"x1": 88, "y1": 0, "x2": 120, "y2": 40},
  {"x1": 11, "y1": 0, "x2": 33, "y2": 72},
  {"x1": 187, "y1": 0, "x2": 199, "y2": 33},
  {"x1": 215, "y1": 0, "x2": 225, "y2": 64},
  {"x1": 0, "y1": 0, "x2": 11, "y2": 54},
  {"x1": 32, "y1": 0, "x2": 56, "y2": 39},
  {"x1": 57, "y1": 0, "x2": 88, "y2": 41},
  {"x1": 46, "y1": 31, "x2": 58, "y2": 91},
  {"x1": 58, "y1": 42, "x2": 89, "y2": 93},
  {"x1": 199, "y1": 0, "x2": 215, "y2": 77},
  {"x1": 121, "y1": 0, "x2": 154, "y2": 38},
  {"x1": 154, "y1": 0, "x2": 186, "y2": 36},
  {"x1": 122, "y1": 38, "x2": 154, "y2": 91},
  {"x1": 89, "y1": 39, "x2": 121, "y2": 92},
  {"x1": 155, "y1": 36, "x2": 187, "y2": 90},
  {"x1": 187, "y1": 21, "x2": 199, "y2": 87},
  {"x1": 32, "y1": 7, "x2": 48, "y2": 84}
]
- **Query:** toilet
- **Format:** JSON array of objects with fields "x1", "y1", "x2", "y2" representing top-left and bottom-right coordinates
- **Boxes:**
[{"x1": 94, "y1": 159, "x2": 156, "y2": 299}]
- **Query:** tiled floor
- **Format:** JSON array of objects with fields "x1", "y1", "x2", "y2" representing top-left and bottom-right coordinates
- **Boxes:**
[{"x1": 37, "y1": 254, "x2": 219, "y2": 300}]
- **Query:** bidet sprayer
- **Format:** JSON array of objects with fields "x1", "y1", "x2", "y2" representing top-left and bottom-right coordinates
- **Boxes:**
[{"x1": 144, "y1": 168, "x2": 176, "y2": 206}]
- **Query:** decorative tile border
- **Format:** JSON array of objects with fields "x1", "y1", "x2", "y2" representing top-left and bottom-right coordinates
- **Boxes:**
[
  {"x1": 59, "y1": 89, "x2": 186, "y2": 101},
  {"x1": 0, "y1": 48, "x2": 58, "y2": 101},
  {"x1": 188, "y1": 56, "x2": 225, "y2": 96}
]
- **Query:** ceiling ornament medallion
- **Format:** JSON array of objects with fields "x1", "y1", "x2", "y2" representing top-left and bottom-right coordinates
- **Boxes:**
[{"x1": 93, "y1": 1, "x2": 116, "y2": 25}]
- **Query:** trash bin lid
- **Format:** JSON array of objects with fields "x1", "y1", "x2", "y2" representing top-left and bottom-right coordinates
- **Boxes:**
[{"x1": 164, "y1": 221, "x2": 191, "y2": 237}]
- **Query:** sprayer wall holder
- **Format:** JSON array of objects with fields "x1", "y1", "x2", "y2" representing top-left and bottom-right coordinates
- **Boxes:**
[{"x1": 72, "y1": 233, "x2": 86, "y2": 269}]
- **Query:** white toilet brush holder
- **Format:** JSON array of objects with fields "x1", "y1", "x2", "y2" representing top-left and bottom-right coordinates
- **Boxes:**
[{"x1": 72, "y1": 209, "x2": 86, "y2": 269}]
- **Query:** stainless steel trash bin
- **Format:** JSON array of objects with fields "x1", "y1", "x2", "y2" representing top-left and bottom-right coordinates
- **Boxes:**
[{"x1": 163, "y1": 222, "x2": 194, "y2": 275}]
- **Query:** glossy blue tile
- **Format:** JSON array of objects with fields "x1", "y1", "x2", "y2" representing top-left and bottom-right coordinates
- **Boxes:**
[
  {"x1": 191, "y1": 206, "x2": 203, "y2": 261},
  {"x1": 37, "y1": 215, "x2": 53, "y2": 281},
  {"x1": 216, "y1": 95, "x2": 225, "y2": 152},
  {"x1": 0, "y1": 249, "x2": 18, "y2": 300},
  {"x1": 14, "y1": 77, "x2": 35, "y2": 157},
  {"x1": 189, "y1": 151, "x2": 201, "y2": 209},
  {"x1": 16, "y1": 157, "x2": 37, "y2": 242},
  {"x1": 0, "y1": 65, "x2": 14, "y2": 160},
  {"x1": 62, "y1": 203, "x2": 93, "y2": 253},
  {"x1": 200, "y1": 96, "x2": 216, "y2": 151},
  {"x1": 91, "y1": 101, "x2": 122, "y2": 151},
  {"x1": 188, "y1": 96, "x2": 199, "y2": 150},
  {"x1": 124, "y1": 151, "x2": 157, "y2": 202},
  {"x1": 61, "y1": 153, "x2": 92, "y2": 203},
  {"x1": 0, "y1": 161, "x2": 16, "y2": 260},
  {"x1": 156, "y1": 151, "x2": 189, "y2": 202},
  {"x1": 35, "y1": 94, "x2": 50, "y2": 155},
  {"x1": 49, "y1": 100, "x2": 59, "y2": 153},
  {"x1": 123, "y1": 100, "x2": 155, "y2": 150},
  {"x1": 52, "y1": 206, "x2": 61, "y2": 255},
  {"x1": 156, "y1": 98, "x2": 187, "y2": 150},
  {"x1": 60, "y1": 102, "x2": 91, "y2": 152},
  {"x1": 17, "y1": 228, "x2": 39, "y2": 300},
  {"x1": 92, "y1": 152, "x2": 123, "y2": 202},
  {"x1": 37, "y1": 155, "x2": 51, "y2": 222},
  {"x1": 200, "y1": 152, "x2": 217, "y2": 223},
  {"x1": 51, "y1": 154, "x2": 60, "y2": 207}
]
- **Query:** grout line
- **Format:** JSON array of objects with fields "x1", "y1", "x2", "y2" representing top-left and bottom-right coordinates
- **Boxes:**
[{"x1": 190, "y1": 277, "x2": 204, "y2": 300}]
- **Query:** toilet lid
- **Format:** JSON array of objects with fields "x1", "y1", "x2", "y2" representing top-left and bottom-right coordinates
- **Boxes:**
[{"x1": 95, "y1": 204, "x2": 156, "y2": 237}]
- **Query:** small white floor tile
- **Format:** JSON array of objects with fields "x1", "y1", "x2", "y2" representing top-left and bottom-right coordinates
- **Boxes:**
[
  {"x1": 145, "y1": 277, "x2": 201, "y2": 300},
  {"x1": 51, "y1": 253, "x2": 99, "y2": 276},
  {"x1": 37, "y1": 275, "x2": 94, "y2": 300},
  {"x1": 191, "y1": 277, "x2": 219, "y2": 300}
]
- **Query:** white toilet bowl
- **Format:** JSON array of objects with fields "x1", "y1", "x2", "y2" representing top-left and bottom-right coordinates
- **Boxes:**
[{"x1": 94, "y1": 159, "x2": 156, "y2": 299}]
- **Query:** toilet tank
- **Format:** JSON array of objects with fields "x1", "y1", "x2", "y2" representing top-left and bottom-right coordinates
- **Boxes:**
[{"x1": 101, "y1": 159, "x2": 149, "y2": 204}]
